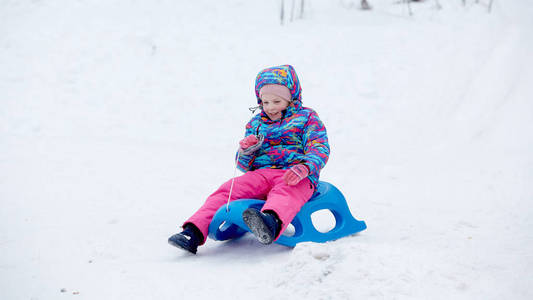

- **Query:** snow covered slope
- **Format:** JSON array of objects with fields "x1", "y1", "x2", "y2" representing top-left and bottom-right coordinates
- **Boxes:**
[{"x1": 1, "y1": 0, "x2": 532, "y2": 299}]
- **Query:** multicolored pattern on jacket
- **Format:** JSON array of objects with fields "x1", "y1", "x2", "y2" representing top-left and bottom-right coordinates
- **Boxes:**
[{"x1": 237, "y1": 65, "x2": 330, "y2": 189}]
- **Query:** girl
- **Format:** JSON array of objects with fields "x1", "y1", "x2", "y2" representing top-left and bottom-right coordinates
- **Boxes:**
[{"x1": 168, "y1": 65, "x2": 330, "y2": 254}]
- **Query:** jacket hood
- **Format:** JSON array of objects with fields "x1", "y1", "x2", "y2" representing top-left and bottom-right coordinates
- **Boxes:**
[{"x1": 254, "y1": 65, "x2": 302, "y2": 111}]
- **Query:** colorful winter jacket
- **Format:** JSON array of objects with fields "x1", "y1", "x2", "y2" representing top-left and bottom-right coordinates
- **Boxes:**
[{"x1": 237, "y1": 65, "x2": 330, "y2": 189}]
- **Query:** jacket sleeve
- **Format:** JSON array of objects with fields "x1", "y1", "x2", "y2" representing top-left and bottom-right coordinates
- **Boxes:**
[
  {"x1": 301, "y1": 110, "x2": 330, "y2": 179},
  {"x1": 236, "y1": 119, "x2": 257, "y2": 172}
]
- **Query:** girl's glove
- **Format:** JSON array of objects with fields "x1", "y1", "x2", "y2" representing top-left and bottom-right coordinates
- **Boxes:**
[
  {"x1": 283, "y1": 164, "x2": 309, "y2": 186},
  {"x1": 239, "y1": 135, "x2": 259, "y2": 149},
  {"x1": 239, "y1": 134, "x2": 264, "y2": 155}
]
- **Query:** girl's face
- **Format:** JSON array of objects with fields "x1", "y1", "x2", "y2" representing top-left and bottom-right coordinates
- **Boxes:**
[{"x1": 261, "y1": 94, "x2": 290, "y2": 120}]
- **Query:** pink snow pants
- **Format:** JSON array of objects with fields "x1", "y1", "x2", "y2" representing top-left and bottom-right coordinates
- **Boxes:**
[{"x1": 183, "y1": 168, "x2": 315, "y2": 244}]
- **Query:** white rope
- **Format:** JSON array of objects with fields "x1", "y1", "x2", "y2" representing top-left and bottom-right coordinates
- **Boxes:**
[{"x1": 226, "y1": 150, "x2": 241, "y2": 212}]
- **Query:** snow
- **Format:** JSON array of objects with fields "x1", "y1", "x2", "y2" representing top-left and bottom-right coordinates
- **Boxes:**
[{"x1": 1, "y1": 0, "x2": 532, "y2": 299}]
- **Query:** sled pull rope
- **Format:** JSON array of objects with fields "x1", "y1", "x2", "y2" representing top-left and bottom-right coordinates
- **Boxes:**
[{"x1": 226, "y1": 150, "x2": 241, "y2": 212}]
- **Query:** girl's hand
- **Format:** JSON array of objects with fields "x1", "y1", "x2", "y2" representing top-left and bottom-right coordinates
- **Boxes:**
[
  {"x1": 239, "y1": 135, "x2": 259, "y2": 149},
  {"x1": 283, "y1": 164, "x2": 309, "y2": 186}
]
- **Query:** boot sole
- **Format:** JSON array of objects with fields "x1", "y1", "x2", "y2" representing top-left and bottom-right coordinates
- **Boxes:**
[
  {"x1": 242, "y1": 209, "x2": 274, "y2": 245},
  {"x1": 168, "y1": 235, "x2": 197, "y2": 254}
]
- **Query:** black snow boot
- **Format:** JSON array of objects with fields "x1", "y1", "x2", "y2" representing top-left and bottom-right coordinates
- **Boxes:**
[
  {"x1": 168, "y1": 224, "x2": 203, "y2": 254},
  {"x1": 242, "y1": 208, "x2": 281, "y2": 245}
]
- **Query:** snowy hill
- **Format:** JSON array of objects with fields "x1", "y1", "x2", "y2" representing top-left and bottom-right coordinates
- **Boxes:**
[{"x1": 1, "y1": 0, "x2": 532, "y2": 299}]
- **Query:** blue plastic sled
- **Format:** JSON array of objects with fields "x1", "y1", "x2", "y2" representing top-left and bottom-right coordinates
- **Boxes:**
[{"x1": 208, "y1": 181, "x2": 367, "y2": 247}]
